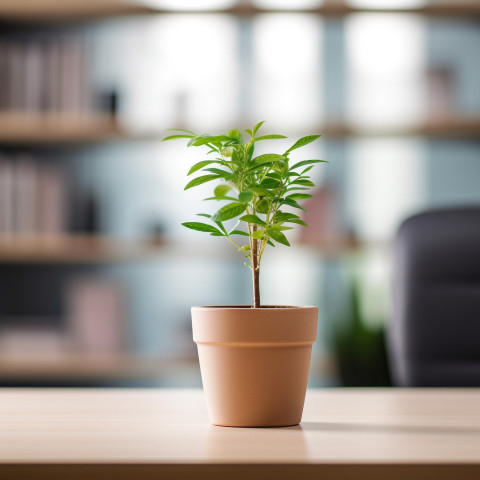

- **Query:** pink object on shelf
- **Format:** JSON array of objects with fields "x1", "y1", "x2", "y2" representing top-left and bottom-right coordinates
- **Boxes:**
[{"x1": 67, "y1": 278, "x2": 127, "y2": 355}]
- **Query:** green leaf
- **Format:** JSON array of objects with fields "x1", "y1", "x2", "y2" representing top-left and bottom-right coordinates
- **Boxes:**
[
  {"x1": 228, "y1": 129, "x2": 243, "y2": 144},
  {"x1": 204, "y1": 195, "x2": 238, "y2": 202},
  {"x1": 267, "y1": 229, "x2": 290, "y2": 246},
  {"x1": 282, "y1": 198, "x2": 307, "y2": 212},
  {"x1": 275, "y1": 211, "x2": 300, "y2": 220},
  {"x1": 229, "y1": 229, "x2": 249, "y2": 237},
  {"x1": 289, "y1": 159, "x2": 327, "y2": 170},
  {"x1": 300, "y1": 166, "x2": 314, "y2": 175},
  {"x1": 284, "y1": 135, "x2": 321, "y2": 155},
  {"x1": 184, "y1": 175, "x2": 219, "y2": 190},
  {"x1": 290, "y1": 179, "x2": 315, "y2": 187},
  {"x1": 260, "y1": 178, "x2": 280, "y2": 189},
  {"x1": 215, "y1": 220, "x2": 228, "y2": 235},
  {"x1": 203, "y1": 168, "x2": 232, "y2": 180},
  {"x1": 167, "y1": 128, "x2": 196, "y2": 134},
  {"x1": 252, "y1": 134, "x2": 287, "y2": 143},
  {"x1": 212, "y1": 203, "x2": 246, "y2": 222},
  {"x1": 245, "y1": 128, "x2": 253, "y2": 137},
  {"x1": 162, "y1": 134, "x2": 194, "y2": 141},
  {"x1": 182, "y1": 222, "x2": 222, "y2": 234},
  {"x1": 239, "y1": 215, "x2": 266, "y2": 226},
  {"x1": 252, "y1": 121, "x2": 265, "y2": 136},
  {"x1": 248, "y1": 154, "x2": 286, "y2": 170},
  {"x1": 286, "y1": 193, "x2": 312, "y2": 201},
  {"x1": 267, "y1": 171, "x2": 281, "y2": 180},
  {"x1": 192, "y1": 135, "x2": 231, "y2": 146},
  {"x1": 287, "y1": 219, "x2": 309, "y2": 227},
  {"x1": 252, "y1": 229, "x2": 265, "y2": 239},
  {"x1": 256, "y1": 198, "x2": 270, "y2": 214},
  {"x1": 188, "y1": 160, "x2": 216, "y2": 176},
  {"x1": 268, "y1": 225, "x2": 293, "y2": 232},
  {"x1": 197, "y1": 213, "x2": 211, "y2": 219},
  {"x1": 247, "y1": 186, "x2": 274, "y2": 197},
  {"x1": 238, "y1": 191, "x2": 254, "y2": 203},
  {"x1": 214, "y1": 184, "x2": 232, "y2": 198}
]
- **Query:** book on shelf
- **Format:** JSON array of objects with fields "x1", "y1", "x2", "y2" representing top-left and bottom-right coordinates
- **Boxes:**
[
  {"x1": 0, "y1": 33, "x2": 115, "y2": 117},
  {"x1": 0, "y1": 154, "x2": 67, "y2": 236},
  {"x1": 67, "y1": 277, "x2": 128, "y2": 356}
]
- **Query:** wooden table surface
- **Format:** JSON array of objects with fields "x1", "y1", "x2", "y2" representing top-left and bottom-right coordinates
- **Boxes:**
[{"x1": 1, "y1": 388, "x2": 480, "y2": 479}]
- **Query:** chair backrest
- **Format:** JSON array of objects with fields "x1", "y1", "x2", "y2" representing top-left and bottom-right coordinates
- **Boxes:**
[{"x1": 389, "y1": 208, "x2": 480, "y2": 386}]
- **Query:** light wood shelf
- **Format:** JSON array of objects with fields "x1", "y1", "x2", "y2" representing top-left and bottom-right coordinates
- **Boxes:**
[
  {"x1": 0, "y1": 0, "x2": 157, "y2": 22},
  {"x1": 1, "y1": 1, "x2": 479, "y2": 22},
  {"x1": 323, "y1": 117, "x2": 480, "y2": 139},
  {"x1": 0, "y1": 112, "x2": 133, "y2": 145},
  {"x1": 1, "y1": 113, "x2": 479, "y2": 145},
  {"x1": 0, "y1": 354, "x2": 198, "y2": 381},
  {"x1": 229, "y1": 1, "x2": 480, "y2": 18},
  {"x1": 0, "y1": 352, "x2": 336, "y2": 382},
  {"x1": 0, "y1": 234, "x2": 165, "y2": 264},
  {"x1": 0, "y1": 234, "x2": 367, "y2": 263}
]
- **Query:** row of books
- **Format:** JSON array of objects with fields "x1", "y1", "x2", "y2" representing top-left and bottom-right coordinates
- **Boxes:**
[
  {"x1": 0, "y1": 278, "x2": 127, "y2": 356},
  {"x1": 0, "y1": 35, "x2": 115, "y2": 115},
  {"x1": 0, "y1": 154, "x2": 66, "y2": 234}
]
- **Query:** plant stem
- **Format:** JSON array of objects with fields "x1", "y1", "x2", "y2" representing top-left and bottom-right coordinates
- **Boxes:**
[{"x1": 252, "y1": 224, "x2": 261, "y2": 308}]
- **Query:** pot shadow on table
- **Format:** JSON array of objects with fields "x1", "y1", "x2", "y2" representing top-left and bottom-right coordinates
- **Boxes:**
[
  {"x1": 300, "y1": 422, "x2": 480, "y2": 437},
  {"x1": 203, "y1": 424, "x2": 309, "y2": 461}
]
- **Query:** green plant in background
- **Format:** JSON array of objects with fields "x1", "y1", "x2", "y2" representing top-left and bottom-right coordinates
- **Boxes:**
[
  {"x1": 333, "y1": 278, "x2": 391, "y2": 386},
  {"x1": 162, "y1": 121, "x2": 325, "y2": 308}
]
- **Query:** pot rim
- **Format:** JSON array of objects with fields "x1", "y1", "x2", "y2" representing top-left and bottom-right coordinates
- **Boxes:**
[{"x1": 192, "y1": 305, "x2": 317, "y2": 310}]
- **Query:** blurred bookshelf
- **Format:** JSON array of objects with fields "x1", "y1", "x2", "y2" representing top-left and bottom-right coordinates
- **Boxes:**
[
  {"x1": 1, "y1": 0, "x2": 479, "y2": 22},
  {"x1": 0, "y1": 0, "x2": 478, "y2": 388}
]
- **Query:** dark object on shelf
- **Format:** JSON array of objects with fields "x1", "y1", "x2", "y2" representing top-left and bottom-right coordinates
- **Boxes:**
[
  {"x1": 77, "y1": 191, "x2": 101, "y2": 234},
  {"x1": 389, "y1": 208, "x2": 480, "y2": 387},
  {"x1": 99, "y1": 89, "x2": 119, "y2": 116},
  {"x1": 144, "y1": 220, "x2": 166, "y2": 246},
  {"x1": 334, "y1": 279, "x2": 391, "y2": 387}
]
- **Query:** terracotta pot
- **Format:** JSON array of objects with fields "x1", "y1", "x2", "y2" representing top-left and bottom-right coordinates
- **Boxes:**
[{"x1": 192, "y1": 305, "x2": 318, "y2": 427}]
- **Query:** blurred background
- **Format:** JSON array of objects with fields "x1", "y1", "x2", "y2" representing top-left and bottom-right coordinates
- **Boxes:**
[{"x1": 0, "y1": 0, "x2": 479, "y2": 387}]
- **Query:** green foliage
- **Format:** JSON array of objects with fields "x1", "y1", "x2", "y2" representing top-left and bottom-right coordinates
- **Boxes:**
[{"x1": 163, "y1": 122, "x2": 325, "y2": 274}]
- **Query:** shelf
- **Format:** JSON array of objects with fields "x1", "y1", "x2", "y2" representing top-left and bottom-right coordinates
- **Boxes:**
[
  {"x1": 0, "y1": 0, "x2": 157, "y2": 22},
  {"x1": 0, "y1": 352, "x2": 336, "y2": 382},
  {"x1": 323, "y1": 117, "x2": 480, "y2": 139},
  {"x1": 0, "y1": 112, "x2": 135, "y2": 146},
  {"x1": 1, "y1": 1, "x2": 479, "y2": 22},
  {"x1": 0, "y1": 354, "x2": 198, "y2": 381},
  {"x1": 0, "y1": 234, "x2": 367, "y2": 264},
  {"x1": 229, "y1": 1, "x2": 480, "y2": 18},
  {"x1": 0, "y1": 235, "x2": 165, "y2": 264},
  {"x1": 0, "y1": 113, "x2": 479, "y2": 145}
]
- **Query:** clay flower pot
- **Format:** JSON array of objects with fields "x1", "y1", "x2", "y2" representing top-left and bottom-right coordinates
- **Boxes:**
[{"x1": 192, "y1": 305, "x2": 318, "y2": 427}]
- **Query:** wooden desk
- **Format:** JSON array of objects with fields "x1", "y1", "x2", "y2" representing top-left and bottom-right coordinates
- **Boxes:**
[{"x1": 0, "y1": 388, "x2": 479, "y2": 479}]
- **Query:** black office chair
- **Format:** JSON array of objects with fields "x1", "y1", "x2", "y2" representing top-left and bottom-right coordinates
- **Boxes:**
[{"x1": 389, "y1": 207, "x2": 480, "y2": 386}]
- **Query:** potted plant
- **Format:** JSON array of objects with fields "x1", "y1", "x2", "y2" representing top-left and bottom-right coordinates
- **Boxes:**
[{"x1": 163, "y1": 122, "x2": 325, "y2": 427}]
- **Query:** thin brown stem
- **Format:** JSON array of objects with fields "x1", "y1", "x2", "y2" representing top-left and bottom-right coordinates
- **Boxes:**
[{"x1": 252, "y1": 224, "x2": 260, "y2": 308}]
